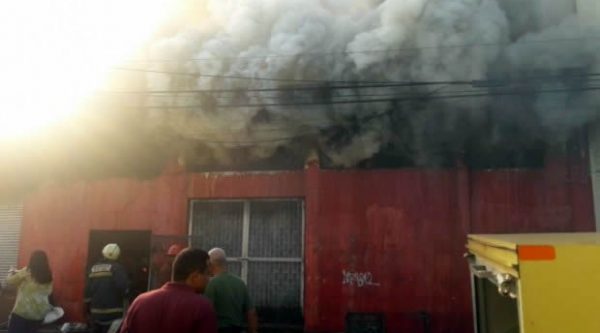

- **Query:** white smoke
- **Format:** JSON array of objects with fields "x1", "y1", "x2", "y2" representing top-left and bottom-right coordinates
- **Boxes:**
[{"x1": 134, "y1": 0, "x2": 599, "y2": 168}]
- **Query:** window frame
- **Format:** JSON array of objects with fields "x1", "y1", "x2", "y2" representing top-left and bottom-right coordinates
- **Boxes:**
[{"x1": 188, "y1": 198, "x2": 305, "y2": 308}]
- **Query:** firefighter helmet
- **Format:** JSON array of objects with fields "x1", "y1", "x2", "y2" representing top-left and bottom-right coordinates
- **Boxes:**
[
  {"x1": 167, "y1": 244, "x2": 185, "y2": 256},
  {"x1": 102, "y1": 243, "x2": 121, "y2": 260}
]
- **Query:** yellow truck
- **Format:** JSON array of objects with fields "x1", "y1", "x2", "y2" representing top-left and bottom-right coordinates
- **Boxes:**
[{"x1": 466, "y1": 233, "x2": 600, "y2": 333}]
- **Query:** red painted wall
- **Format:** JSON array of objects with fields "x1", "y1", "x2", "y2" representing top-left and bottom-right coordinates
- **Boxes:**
[
  {"x1": 19, "y1": 173, "x2": 189, "y2": 318},
  {"x1": 18, "y1": 158, "x2": 594, "y2": 332},
  {"x1": 303, "y1": 155, "x2": 595, "y2": 333},
  {"x1": 18, "y1": 169, "x2": 305, "y2": 321},
  {"x1": 470, "y1": 157, "x2": 594, "y2": 233},
  {"x1": 188, "y1": 171, "x2": 305, "y2": 199},
  {"x1": 304, "y1": 169, "x2": 471, "y2": 333}
]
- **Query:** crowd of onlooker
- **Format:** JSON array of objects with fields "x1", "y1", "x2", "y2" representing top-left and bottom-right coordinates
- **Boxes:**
[{"x1": 3, "y1": 244, "x2": 257, "y2": 333}]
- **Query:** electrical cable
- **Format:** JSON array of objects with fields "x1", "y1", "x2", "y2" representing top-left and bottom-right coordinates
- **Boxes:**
[
  {"x1": 130, "y1": 86, "x2": 600, "y2": 109},
  {"x1": 121, "y1": 34, "x2": 600, "y2": 63}
]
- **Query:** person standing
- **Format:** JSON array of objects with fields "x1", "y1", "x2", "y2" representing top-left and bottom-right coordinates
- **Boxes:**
[
  {"x1": 84, "y1": 243, "x2": 129, "y2": 333},
  {"x1": 156, "y1": 243, "x2": 185, "y2": 287},
  {"x1": 5, "y1": 250, "x2": 53, "y2": 333},
  {"x1": 205, "y1": 248, "x2": 258, "y2": 333},
  {"x1": 120, "y1": 248, "x2": 217, "y2": 333}
]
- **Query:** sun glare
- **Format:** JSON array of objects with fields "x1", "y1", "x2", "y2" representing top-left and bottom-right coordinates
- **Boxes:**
[{"x1": 0, "y1": 0, "x2": 171, "y2": 140}]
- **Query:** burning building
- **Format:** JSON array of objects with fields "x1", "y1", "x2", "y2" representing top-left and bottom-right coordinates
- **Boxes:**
[{"x1": 1, "y1": 0, "x2": 600, "y2": 332}]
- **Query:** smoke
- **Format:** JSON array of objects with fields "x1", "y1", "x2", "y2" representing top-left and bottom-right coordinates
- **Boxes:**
[{"x1": 131, "y1": 0, "x2": 600, "y2": 168}]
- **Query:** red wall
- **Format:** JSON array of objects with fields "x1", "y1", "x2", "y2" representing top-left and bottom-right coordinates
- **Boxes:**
[
  {"x1": 304, "y1": 169, "x2": 471, "y2": 332},
  {"x1": 303, "y1": 155, "x2": 595, "y2": 333},
  {"x1": 18, "y1": 169, "x2": 305, "y2": 321},
  {"x1": 470, "y1": 158, "x2": 594, "y2": 233},
  {"x1": 18, "y1": 158, "x2": 594, "y2": 332},
  {"x1": 19, "y1": 173, "x2": 189, "y2": 317}
]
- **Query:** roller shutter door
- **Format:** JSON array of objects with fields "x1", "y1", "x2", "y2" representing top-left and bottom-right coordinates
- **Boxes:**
[{"x1": 0, "y1": 204, "x2": 22, "y2": 284}]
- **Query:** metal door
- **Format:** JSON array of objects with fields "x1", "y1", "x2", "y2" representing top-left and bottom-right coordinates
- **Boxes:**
[{"x1": 0, "y1": 204, "x2": 22, "y2": 283}]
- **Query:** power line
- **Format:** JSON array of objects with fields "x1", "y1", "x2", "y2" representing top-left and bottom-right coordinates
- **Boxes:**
[
  {"x1": 122, "y1": 82, "x2": 449, "y2": 120},
  {"x1": 90, "y1": 83, "x2": 595, "y2": 146},
  {"x1": 128, "y1": 86, "x2": 600, "y2": 109},
  {"x1": 103, "y1": 67, "x2": 600, "y2": 96},
  {"x1": 134, "y1": 87, "x2": 463, "y2": 104},
  {"x1": 141, "y1": 110, "x2": 392, "y2": 145},
  {"x1": 92, "y1": 80, "x2": 549, "y2": 95},
  {"x1": 111, "y1": 66, "x2": 600, "y2": 87},
  {"x1": 114, "y1": 65, "x2": 450, "y2": 86},
  {"x1": 100, "y1": 82, "x2": 464, "y2": 95},
  {"x1": 121, "y1": 35, "x2": 600, "y2": 63},
  {"x1": 113, "y1": 67, "x2": 373, "y2": 85},
  {"x1": 140, "y1": 87, "x2": 493, "y2": 102},
  {"x1": 91, "y1": 81, "x2": 600, "y2": 145},
  {"x1": 175, "y1": 88, "x2": 444, "y2": 142},
  {"x1": 102, "y1": 73, "x2": 600, "y2": 96},
  {"x1": 188, "y1": 131, "x2": 318, "y2": 145},
  {"x1": 97, "y1": 84, "x2": 589, "y2": 146}
]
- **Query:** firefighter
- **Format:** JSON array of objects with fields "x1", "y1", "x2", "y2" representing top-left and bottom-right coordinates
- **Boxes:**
[
  {"x1": 84, "y1": 243, "x2": 129, "y2": 333},
  {"x1": 156, "y1": 244, "x2": 185, "y2": 287},
  {"x1": 167, "y1": 244, "x2": 185, "y2": 257}
]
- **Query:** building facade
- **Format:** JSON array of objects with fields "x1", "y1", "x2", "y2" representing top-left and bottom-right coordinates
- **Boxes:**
[{"x1": 11, "y1": 149, "x2": 595, "y2": 333}]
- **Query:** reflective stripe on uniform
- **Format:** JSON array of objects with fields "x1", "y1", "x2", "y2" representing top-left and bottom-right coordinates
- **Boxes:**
[
  {"x1": 89, "y1": 271, "x2": 113, "y2": 278},
  {"x1": 91, "y1": 264, "x2": 112, "y2": 273}
]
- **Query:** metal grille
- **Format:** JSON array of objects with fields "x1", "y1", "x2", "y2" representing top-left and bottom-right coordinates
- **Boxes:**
[
  {"x1": 0, "y1": 204, "x2": 22, "y2": 284},
  {"x1": 227, "y1": 261, "x2": 242, "y2": 277},
  {"x1": 247, "y1": 261, "x2": 301, "y2": 308},
  {"x1": 249, "y1": 201, "x2": 302, "y2": 258},
  {"x1": 148, "y1": 234, "x2": 243, "y2": 289},
  {"x1": 191, "y1": 201, "x2": 244, "y2": 257},
  {"x1": 189, "y1": 199, "x2": 304, "y2": 319}
]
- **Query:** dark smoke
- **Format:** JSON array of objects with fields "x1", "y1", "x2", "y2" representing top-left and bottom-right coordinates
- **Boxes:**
[
  {"x1": 3, "y1": 0, "x2": 600, "y2": 193},
  {"x1": 129, "y1": 0, "x2": 600, "y2": 169}
]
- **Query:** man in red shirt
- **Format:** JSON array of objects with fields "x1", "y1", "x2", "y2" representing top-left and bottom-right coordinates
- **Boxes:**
[{"x1": 120, "y1": 248, "x2": 217, "y2": 333}]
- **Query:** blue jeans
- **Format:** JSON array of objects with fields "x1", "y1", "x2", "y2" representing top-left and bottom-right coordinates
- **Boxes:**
[{"x1": 8, "y1": 313, "x2": 42, "y2": 333}]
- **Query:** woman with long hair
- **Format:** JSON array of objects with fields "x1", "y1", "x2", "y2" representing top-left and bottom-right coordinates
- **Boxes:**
[{"x1": 5, "y1": 250, "x2": 53, "y2": 333}]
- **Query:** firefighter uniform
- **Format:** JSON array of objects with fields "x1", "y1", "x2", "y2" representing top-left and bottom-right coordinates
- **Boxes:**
[{"x1": 84, "y1": 244, "x2": 129, "y2": 333}]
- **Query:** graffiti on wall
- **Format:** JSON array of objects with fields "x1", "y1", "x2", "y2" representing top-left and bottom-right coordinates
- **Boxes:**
[{"x1": 342, "y1": 270, "x2": 381, "y2": 287}]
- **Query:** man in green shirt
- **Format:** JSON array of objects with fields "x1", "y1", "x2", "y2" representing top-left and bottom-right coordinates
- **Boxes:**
[{"x1": 204, "y1": 248, "x2": 258, "y2": 333}]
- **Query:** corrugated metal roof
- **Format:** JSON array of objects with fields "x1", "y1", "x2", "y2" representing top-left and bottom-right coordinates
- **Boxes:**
[{"x1": 0, "y1": 204, "x2": 22, "y2": 284}]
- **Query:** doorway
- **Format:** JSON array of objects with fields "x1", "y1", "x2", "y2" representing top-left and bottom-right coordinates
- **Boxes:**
[
  {"x1": 473, "y1": 277, "x2": 519, "y2": 333},
  {"x1": 86, "y1": 230, "x2": 151, "y2": 302}
]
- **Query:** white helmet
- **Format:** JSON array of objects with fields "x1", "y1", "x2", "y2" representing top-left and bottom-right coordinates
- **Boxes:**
[{"x1": 102, "y1": 243, "x2": 120, "y2": 260}]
